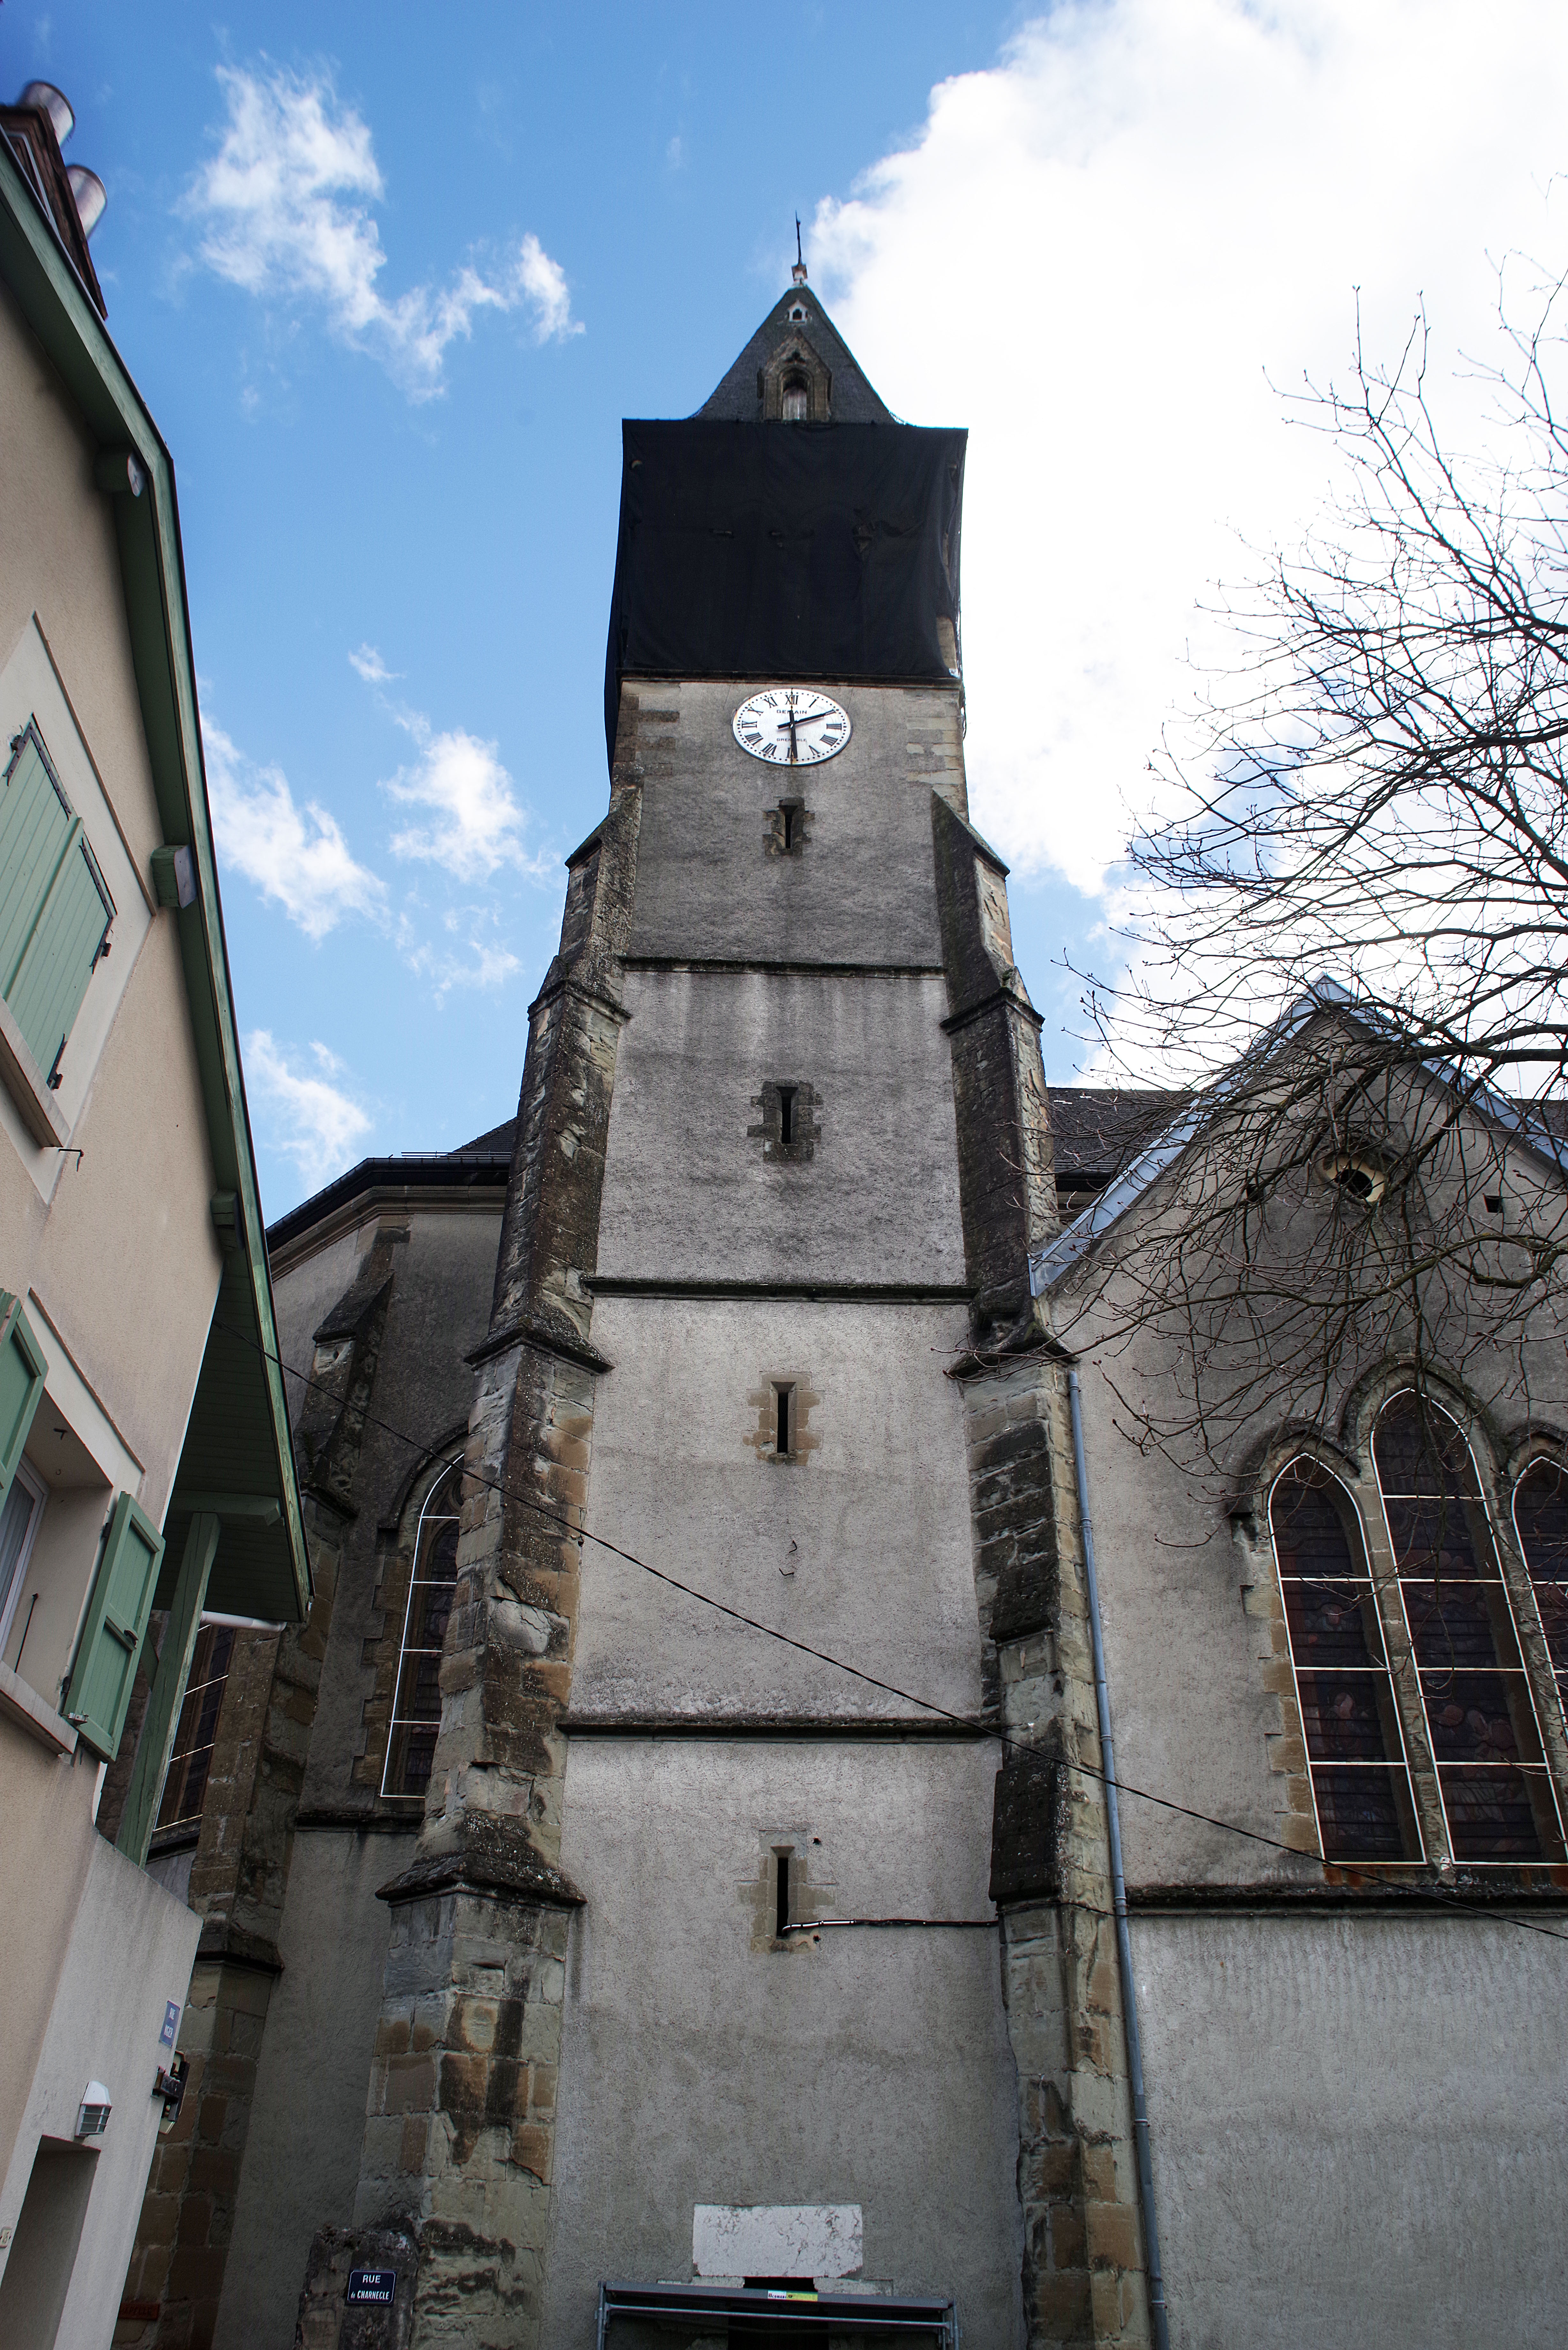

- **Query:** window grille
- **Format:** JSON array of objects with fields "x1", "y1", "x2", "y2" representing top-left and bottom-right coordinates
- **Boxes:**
[
  {"x1": 381, "y1": 1460, "x2": 462, "y2": 1800},
  {"x1": 1511, "y1": 1459, "x2": 1568, "y2": 1730},
  {"x1": 1269, "y1": 1462, "x2": 1421, "y2": 1861},
  {"x1": 155, "y1": 1622, "x2": 235, "y2": 1831},
  {"x1": 1372, "y1": 1396, "x2": 1564, "y2": 1863},
  {"x1": 0, "y1": 719, "x2": 114, "y2": 1084}
]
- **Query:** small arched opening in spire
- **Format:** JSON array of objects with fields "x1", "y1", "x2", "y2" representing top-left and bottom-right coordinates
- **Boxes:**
[{"x1": 761, "y1": 331, "x2": 831, "y2": 423}]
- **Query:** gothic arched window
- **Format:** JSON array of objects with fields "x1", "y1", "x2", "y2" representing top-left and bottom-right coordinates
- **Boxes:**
[
  {"x1": 381, "y1": 1460, "x2": 462, "y2": 1800},
  {"x1": 1270, "y1": 1462, "x2": 1421, "y2": 1861},
  {"x1": 1512, "y1": 1458, "x2": 1568, "y2": 1729},
  {"x1": 1373, "y1": 1396, "x2": 1563, "y2": 1862},
  {"x1": 781, "y1": 375, "x2": 809, "y2": 422}
]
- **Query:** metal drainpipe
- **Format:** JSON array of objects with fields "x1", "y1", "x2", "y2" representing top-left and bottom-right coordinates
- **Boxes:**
[{"x1": 1067, "y1": 1365, "x2": 1171, "y2": 2350}]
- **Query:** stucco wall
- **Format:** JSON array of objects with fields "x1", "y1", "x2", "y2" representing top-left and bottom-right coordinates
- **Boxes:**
[
  {"x1": 1070, "y1": 1352, "x2": 1290, "y2": 1887},
  {"x1": 544, "y1": 1739, "x2": 1021, "y2": 2349},
  {"x1": 575, "y1": 1296, "x2": 980, "y2": 1719},
  {"x1": 270, "y1": 1220, "x2": 364, "y2": 1432},
  {"x1": 1132, "y1": 1909, "x2": 1568, "y2": 2348},
  {"x1": 0, "y1": 1832, "x2": 200, "y2": 2350},
  {"x1": 0, "y1": 275, "x2": 222, "y2": 1565},
  {"x1": 0, "y1": 1722, "x2": 98, "y2": 2181},
  {"x1": 214, "y1": 1826, "x2": 412, "y2": 2350},
  {"x1": 624, "y1": 680, "x2": 957, "y2": 966},
  {"x1": 597, "y1": 970, "x2": 964, "y2": 1286}
]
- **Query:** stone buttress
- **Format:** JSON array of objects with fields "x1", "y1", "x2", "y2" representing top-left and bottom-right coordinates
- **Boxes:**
[
  {"x1": 294, "y1": 716, "x2": 645, "y2": 2348},
  {"x1": 933, "y1": 808, "x2": 1155, "y2": 2346}
]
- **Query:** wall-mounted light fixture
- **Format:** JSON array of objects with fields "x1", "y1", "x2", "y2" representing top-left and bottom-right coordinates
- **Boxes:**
[{"x1": 76, "y1": 2081, "x2": 111, "y2": 2138}]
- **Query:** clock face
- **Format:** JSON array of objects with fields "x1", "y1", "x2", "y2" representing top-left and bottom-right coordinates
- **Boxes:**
[{"x1": 732, "y1": 689, "x2": 851, "y2": 767}]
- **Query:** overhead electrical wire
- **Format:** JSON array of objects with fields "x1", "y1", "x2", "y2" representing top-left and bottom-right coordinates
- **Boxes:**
[{"x1": 215, "y1": 1316, "x2": 1568, "y2": 1948}]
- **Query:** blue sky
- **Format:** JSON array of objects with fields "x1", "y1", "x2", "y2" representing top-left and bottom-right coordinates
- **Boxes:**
[{"x1": 7, "y1": 3, "x2": 1568, "y2": 1214}]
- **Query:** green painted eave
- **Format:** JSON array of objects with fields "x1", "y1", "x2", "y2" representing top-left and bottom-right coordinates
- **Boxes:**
[{"x1": 0, "y1": 140, "x2": 309, "y2": 1623}]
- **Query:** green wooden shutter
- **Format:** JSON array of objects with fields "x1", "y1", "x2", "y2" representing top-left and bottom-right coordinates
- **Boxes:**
[
  {"x1": 0, "y1": 1291, "x2": 47, "y2": 1510},
  {"x1": 64, "y1": 1492, "x2": 164, "y2": 1760},
  {"x1": 0, "y1": 724, "x2": 113, "y2": 1077}
]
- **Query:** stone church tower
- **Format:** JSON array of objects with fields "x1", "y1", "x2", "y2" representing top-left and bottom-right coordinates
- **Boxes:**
[
  {"x1": 281, "y1": 277, "x2": 1155, "y2": 2349},
  {"x1": 114, "y1": 265, "x2": 1568, "y2": 2350}
]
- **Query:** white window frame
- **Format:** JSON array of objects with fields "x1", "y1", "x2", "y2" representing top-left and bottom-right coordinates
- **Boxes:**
[{"x1": 0, "y1": 1455, "x2": 47, "y2": 1658}]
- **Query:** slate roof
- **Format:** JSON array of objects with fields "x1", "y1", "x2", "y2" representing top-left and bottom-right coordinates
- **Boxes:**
[
  {"x1": 1044, "y1": 1089, "x2": 1187, "y2": 1185},
  {"x1": 697, "y1": 278, "x2": 895, "y2": 423}
]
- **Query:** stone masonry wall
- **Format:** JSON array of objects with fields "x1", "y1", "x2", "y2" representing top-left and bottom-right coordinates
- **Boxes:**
[
  {"x1": 308, "y1": 693, "x2": 652, "y2": 2349},
  {"x1": 963, "y1": 1358, "x2": 1153, "y2": 2347}
]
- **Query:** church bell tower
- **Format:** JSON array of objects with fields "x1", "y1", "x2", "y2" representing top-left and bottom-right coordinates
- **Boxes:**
[{"x1": 322, "y1": 270, "x2": 1152, "y2": 2350}]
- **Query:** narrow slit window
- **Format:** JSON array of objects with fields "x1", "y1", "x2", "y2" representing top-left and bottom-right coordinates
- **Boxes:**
[
  {"x1": 781, "y1": 803, "x2": 797, "y2": 852},
  {"x1": 775, "y1": 1851, "x2": 791, "y2": 1936},
  {"x1": 775, "y1": 1384, "x2": 792, "y2": 1459},
  {"x1": 1270, "y1": 1461, "x2": 1422, "y2": 1862},
  {"x1": 777, "y1": 1086, "x2": 796, "y2": 1148},
  {"x1": 1512, "y1": 1459, "x2": 1568, "y2": 1732},
  {"x1": 382, "y1": 1460, "x2": 463, "y2": 1800},
  {"x1": 1374, "y1": 1396, "x2": 1564, "y2": 1863}
]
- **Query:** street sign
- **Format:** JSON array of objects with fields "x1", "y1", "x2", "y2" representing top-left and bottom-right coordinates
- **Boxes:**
[{"x1": 346, "y1": 2270, "x2": 396, "y2": 2306}]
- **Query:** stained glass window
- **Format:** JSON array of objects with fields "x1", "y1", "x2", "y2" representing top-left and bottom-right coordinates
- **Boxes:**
[
  {"x1": 1270, "y1": 1463, "x2": 1421, "y2": 1861},
  {"x1": 1374, "y1": 1398, "x2": 1564, "y2": 1863},
  {"x1": 1511, "y1": 1459, "x2": 1568, "y2": 1731}
]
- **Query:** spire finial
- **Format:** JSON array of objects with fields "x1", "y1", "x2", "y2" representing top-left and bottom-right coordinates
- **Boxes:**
[{"x1": 792, "y1": 214, "x2": 807, "y2": 286}]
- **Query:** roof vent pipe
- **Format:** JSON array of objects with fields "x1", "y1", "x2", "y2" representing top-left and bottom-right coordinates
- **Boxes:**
[
  {"x1": 68, "y1": 165, "x2": 106, "y2": 238},
  {"x1": 19, "y1": 81, "x2": 74, "y2": 145}
]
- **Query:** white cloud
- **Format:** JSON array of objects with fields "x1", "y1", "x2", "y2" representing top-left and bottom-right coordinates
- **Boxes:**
[
  {"x1": 204, "y1": 716, "x2": 384, "y2": 940},
  {"x1": 244, "y1": 1030, "x2": 372, "y2": 1186},
  {"x1": 378, "y1": 704, "x2": 550, "y2": 882},
  {"x1": 186, "y1": 65, "x2": 581, "y2": 397},
  {"x1": 809, "y1": 0, "x2": 1568, "y2": 896},
  {"x1": 402, "y1": 923, "x2": 524, "y2": 1004},
  {"x1": 349, "y1": 643, "x2": 397, "y2": 684},
  {"x1": 514, "y1": 232, "x2": 582, "y2": 345}
]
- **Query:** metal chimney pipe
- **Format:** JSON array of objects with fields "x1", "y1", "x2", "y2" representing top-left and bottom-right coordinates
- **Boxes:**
[
  {"x1": 19, "y1": 81, "x2": 73, "y2": 146},
  {"x1": 67, "y1": 166, "x2": 106, "y2": 239}
]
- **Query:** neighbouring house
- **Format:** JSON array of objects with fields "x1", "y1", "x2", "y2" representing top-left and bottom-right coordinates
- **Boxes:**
[{"x1": 0, "y1": 82, "x2": 307, "y2": 2350}]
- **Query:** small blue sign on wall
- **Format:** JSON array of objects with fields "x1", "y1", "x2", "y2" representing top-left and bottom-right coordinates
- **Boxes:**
[
  {"x1": 160, "y1": 2001, "x2": 181, "y2": 2048},
  {"x1": 346, "y1": 2270, "x2": 397, "y2": 2306}
]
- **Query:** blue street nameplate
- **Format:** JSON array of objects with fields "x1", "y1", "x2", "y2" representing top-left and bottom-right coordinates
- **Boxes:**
[{"x1": 346, "y1": 2269, "x2": 396, "y2": 2305}]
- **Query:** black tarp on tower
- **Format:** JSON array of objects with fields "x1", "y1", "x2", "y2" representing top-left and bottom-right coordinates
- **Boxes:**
[{"x1": 603, "y1": 419, "x2": 966, "y2": 764}]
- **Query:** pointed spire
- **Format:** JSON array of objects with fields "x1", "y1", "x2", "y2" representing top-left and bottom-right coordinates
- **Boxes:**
[
  {"x1": 793, "y1": 214, "x2": 807, "y2": 287},
  {"x1": 696, "y1": 277, "x2": 894, "y2": 424}
]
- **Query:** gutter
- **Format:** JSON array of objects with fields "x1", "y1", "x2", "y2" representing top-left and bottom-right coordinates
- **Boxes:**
[{"x1": 1066, "y1": 1366, "x2": 1170, "y2": 2350}]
